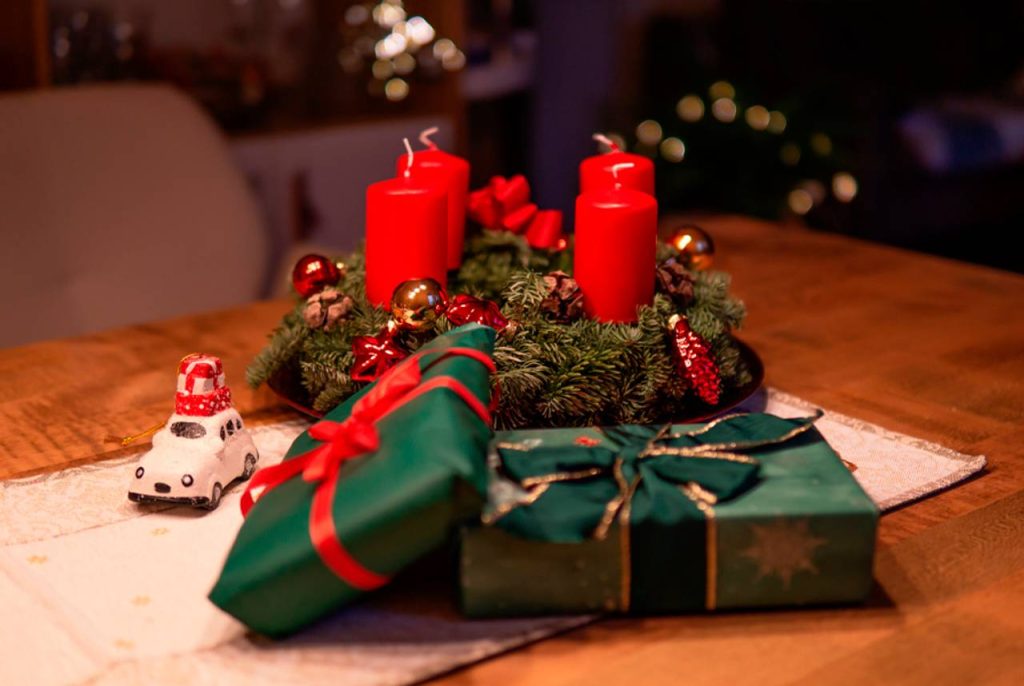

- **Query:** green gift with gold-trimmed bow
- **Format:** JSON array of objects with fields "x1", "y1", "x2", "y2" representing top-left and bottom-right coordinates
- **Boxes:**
[{"x1": 459, "y1": 413, "x2": 878, "y2": 617}]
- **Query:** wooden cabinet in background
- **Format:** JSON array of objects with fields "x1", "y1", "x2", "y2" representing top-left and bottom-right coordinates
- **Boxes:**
[{"x1": 0, "y1": 0, "x2": 50, "y2": 90}]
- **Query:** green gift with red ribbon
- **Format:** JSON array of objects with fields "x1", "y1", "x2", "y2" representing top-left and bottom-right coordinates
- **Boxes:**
[{"x1": 209, "y1": 324, "x2": 497, "y2": 637}]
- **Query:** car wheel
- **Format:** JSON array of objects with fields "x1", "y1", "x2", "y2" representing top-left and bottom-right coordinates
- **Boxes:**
[
  {"x1": 205, "y1": 483, "x2": 223, "y2": 510},
  {"x1": 242, "y1": 453, "x2": 258, "y2": 480}
]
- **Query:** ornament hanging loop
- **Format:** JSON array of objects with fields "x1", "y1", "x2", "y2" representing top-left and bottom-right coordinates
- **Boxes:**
[
  {"x1": 593, "y1": 133, "x2": 621, "y2": 153},
  {"x1": 419, "y1": 126, "x2": 440, "y2": 150}
]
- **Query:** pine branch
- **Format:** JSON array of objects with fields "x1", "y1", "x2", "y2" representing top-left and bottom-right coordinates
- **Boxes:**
[{"x1": 248, "y1": 230, "x2": 751, "y2": 428}]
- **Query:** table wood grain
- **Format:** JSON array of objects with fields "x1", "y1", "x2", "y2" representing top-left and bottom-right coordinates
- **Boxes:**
[{"x1": 2, "y1": 216, "x2": 1023, "y2": 684}]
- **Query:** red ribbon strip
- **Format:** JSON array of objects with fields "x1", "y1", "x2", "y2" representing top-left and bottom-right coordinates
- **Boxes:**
[
  {"x1": 240, "y1": 346, "x2": 496, "y2": 591},
  {"x1": 467, "y1": 175, "x2": 564, "y2": 249}
]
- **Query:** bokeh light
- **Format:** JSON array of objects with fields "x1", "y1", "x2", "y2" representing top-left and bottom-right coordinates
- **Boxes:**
[
  {"x1": 636, "y1": 120, "x2": 664, "y2": 145},
  {"x1": 832, "y1": 172, "x2": 859, "y2": 202},
  {"x1": 767, "y1": 110, "x2": 787, "y2": 134},
  {"x1": 810, "y1": 133, "x2": 833, "y2": 156},
  {"x1": 780, "y1": 143, "x2": 801, "y2": 166},
  {"x1": 441, "y1": 49, "x2": 466, "y2": 71},
  {"x1": 384, "y1": 77, "x2": 409, "y2": 101},
  {"x1": 433, "y1": 38, "x2": 456, "y2": 60},
  {"x1": 373, "y1": 2, "x2": 405, "y2": 28},
  {"x1": 371, "y1": 59, "x2": 394, "y2": 80},
  {"x1": 745, "y1": 105, "x2": 770, "y2": 131},
  {"x1": 393, "y1": 52, "x2": 415, "y2": 75},
  {"x1": 344, "y1": 4, "x2": 369, "y2": 25},
  {"x1": 800, "y1": 179, "x2": 827, "y2": 204},
  {"x1": 788, "y1": 189, "x2": 814, "y2": 215},
  {"x1": 676, "y1": 95, "x2": 705, "y2": 123},
  {"x1": 711, "y1": 98, "x2": 737, "y2": 123},
  {"x1": 709, "y1": 81, "x2": 735, "y2": 100},
  {"x1": 660, "y1": 137, "x2": 686, "y2": 162},
  {"x1": 375, "y1": 32, "x2": 407, "y2": 59},
  {"x1": 405, "y1": 16, "x2": 435, "y2": 45}
]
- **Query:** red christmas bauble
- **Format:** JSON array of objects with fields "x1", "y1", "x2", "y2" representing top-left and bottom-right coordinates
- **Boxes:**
[{"x1": 292, "y1": 254, "x2": 342, "y2": 298}]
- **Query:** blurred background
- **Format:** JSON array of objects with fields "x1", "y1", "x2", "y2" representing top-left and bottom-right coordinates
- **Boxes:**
[{"x1": 2, "y1": 0, "x2": 1023, "y2": 346}]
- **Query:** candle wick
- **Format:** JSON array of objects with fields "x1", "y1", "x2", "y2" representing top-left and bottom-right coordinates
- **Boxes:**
[
  {"x1": 402, "y1": 137, "x2": 414, "y2": 178},
  {"x1": 610, "y1": 162, "x2": 634, "y2": 189},
  {"x1": 593, "y1": 133, "x2": 620, "y2": 153},
  {"x1": 419, "y1": 126, "x2": 440, "y2": 151}
]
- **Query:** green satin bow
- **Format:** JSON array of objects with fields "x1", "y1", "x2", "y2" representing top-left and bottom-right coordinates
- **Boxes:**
[{"x1": 487, "y1": 412, "x2": 824, "y2": 544}]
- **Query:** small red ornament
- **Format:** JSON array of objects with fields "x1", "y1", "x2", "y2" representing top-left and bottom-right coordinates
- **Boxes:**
[
  {"x1": 445, "y1": 294, "x2": 510, "y2": 333},
  {"x1": 292, "y1": 254, "x2": 342, "y2": 298},
  {"x1": 668, "y1": 315, "x2": 722, "y2": 405},
  {"x1": 350, "y1": 322, "x2": 409, "y2": 382}
]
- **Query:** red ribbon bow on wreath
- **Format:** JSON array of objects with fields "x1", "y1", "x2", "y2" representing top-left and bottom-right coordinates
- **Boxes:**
[
  {"x1": 240, "y1": 346, "x2": 496, "y2": 591},
  {"x1": 468, "y1": 175, "x2": 564, "y2": 249}
]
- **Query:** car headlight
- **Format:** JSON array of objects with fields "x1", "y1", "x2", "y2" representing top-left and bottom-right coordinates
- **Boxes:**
[
  {"x1": 182, "y1": 474, "x2": 194, "y2": 487},
  {"x1": 135, "y1": 467, "x2": 144, "y2": 479}
]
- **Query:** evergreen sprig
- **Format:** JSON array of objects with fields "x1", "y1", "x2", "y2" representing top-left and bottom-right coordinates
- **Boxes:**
[{"x1": 249, "y1": 230, "x2": 750, "y2": 426}]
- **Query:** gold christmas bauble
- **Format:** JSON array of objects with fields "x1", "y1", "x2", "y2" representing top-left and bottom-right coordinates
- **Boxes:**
[
  {"x1": 390, "y1": 278, "x2": 448, "y2": 331},
  {"x1": 667, "y1": 225, "x2": 715, "y2": 270}
]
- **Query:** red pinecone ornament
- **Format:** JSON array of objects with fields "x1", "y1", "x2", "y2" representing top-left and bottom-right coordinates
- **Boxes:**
[{"x1": 669, "y1": 315, "x2": 722, "y2": 405}]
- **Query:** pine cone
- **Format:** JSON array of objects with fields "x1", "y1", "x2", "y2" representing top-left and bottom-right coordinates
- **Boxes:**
[
  {"x1": 303, "y1": 288, "x2": 354, "y2": 330},
  {"x1": 540, "y1": 271, "x2": 584, "y2": 322},
  {"x1": 656, "y1": 260, "x2": 696, "y2": 308},
  {"x1": 669, "y1": 315, "x2": 722, "y2": 405}
]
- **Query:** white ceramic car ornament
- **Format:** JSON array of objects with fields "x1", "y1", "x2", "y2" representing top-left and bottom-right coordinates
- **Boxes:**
[{"x1": 128, "y1": 354, "x2": 259, "y2": 510}]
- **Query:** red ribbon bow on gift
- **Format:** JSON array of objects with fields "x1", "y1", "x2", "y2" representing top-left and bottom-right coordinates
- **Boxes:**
[
  {"x1": 467, "y1": 175, "x2": 564, "y2": 249},
  {"x1": 240, "y1": 346, "x2": 495, "y2": 591}
]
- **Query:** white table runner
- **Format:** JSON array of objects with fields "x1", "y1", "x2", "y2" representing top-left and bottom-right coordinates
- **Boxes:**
[{"x1": 0, "y1": 391, "x2": 985, "y2": 685}]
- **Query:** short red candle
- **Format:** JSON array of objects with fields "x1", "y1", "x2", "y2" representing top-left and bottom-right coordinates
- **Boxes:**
[
  {"x1": 579, "y1": 150, "x2": 655, "y2": 196},
  {"x1": 365, "y1": 176, "x2": 447, "y2": 307},
  {"x1": 396, "y1": 148, "x2": 470, "y2": 270},
  {"x1": 574, "y1": 187, "x2": 658, "y2": 323}
]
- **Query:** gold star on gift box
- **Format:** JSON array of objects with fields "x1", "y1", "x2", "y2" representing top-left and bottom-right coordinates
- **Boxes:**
[{"x1": 741, "y1": 519, "x2": 827, "y2": 587}]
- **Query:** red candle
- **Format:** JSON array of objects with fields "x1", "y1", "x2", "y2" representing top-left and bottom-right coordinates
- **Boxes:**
[
  {"x1": 396, "y1": 129, "x2": 470, "y2": 269},
  {"x1": 574, "y1": 165, "x2": 658, "y2": 323},
  {"x1": 579, "y1": 134, "x2": 655, "y2": 196},
  {"x1": 366, "y1": 149, "x2": 447, "y2": 307}
]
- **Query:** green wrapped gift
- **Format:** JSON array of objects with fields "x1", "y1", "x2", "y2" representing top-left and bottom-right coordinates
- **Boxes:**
[
  {"x1": 460, "y1": 413, "x2": 879, "y2": 617},
  {"x1": 210, "y1": 324, "x2": 497, "y2": 637}
]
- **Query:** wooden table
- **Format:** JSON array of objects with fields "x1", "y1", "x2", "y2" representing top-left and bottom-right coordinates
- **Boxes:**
[{"x1": 3, "y1": 217, "x2": 1023, "y2": 684}]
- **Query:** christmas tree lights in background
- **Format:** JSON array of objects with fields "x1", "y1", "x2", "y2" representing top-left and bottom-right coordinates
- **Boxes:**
[
  {"x1": 608, "y1": 80, "x2": 860, "y2": 221},
  {"x1": 337, "y1": 0, "x2": 465, "y2": 102}
]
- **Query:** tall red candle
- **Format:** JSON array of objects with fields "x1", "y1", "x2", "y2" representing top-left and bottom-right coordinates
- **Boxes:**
[
  {"x1": 396, "y1": 129, "x2": 470, "y2": 269},
  {"x1": 579, "y1": 134, "x2": 655, "y2": 196},
  {"x1": 574, "y1": 166, "x2": 658, "y2": 323},
  {"x1": 366, "y1": 149, "x2": 447, "y2": 307}
]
